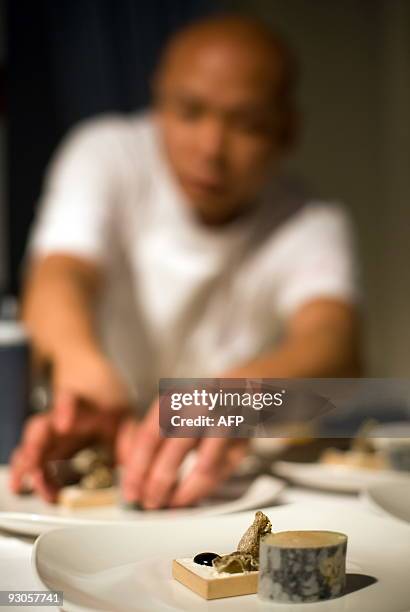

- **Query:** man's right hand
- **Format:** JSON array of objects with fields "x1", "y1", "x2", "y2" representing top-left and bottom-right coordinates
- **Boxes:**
[
  {"x1": 9, "y1": 393, "x2": 128, "y2": 502},
  {"x1": 9, "y1": 349, "x2": 132, "y2": 502},
  {"x1": 52, "y1": 346, "x2": 131, "y2": 420}
]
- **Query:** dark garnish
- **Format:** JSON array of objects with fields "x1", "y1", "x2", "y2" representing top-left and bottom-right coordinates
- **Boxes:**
[{"x1": 193, "y1": 552, "x2": 221, "y2": 567}]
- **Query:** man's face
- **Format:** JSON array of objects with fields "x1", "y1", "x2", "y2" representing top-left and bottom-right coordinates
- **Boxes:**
[{"x1": 155, "y1": 38, "x2": 289, "y2": 225}]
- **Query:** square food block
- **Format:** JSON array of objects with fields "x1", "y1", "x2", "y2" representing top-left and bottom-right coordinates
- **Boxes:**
[
  {"x1": 172, "y1": 558, "x2": 258, "y2": 600},
  {"x1": 58, "y1": 486, "x2": 118, "y2": 509}
]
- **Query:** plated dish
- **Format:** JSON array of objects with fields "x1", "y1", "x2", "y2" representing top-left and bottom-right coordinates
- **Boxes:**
[
  {"x1": 319, "y1": 421, "x2": 410, "y2": 472},
  {"x1": 0, "y1": 466, "x2": 284, "y2": 536},
  {"x1": 33, "y1": 501, "x2": 410, "y2": 612},
  {"x1": 174, "y1": 510, "x2": 348, "y2": 603},
  {"x1": 271, "y1": 421, "x2": 410, "y2": 493}
]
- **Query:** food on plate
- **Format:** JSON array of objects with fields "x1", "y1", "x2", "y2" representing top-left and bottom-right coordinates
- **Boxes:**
[
  {"x1": 173, "y1": 511, "x2": 348, "y2": 602},
  {"x1": 172, "y1": 510, "x2": 270, "y2": 599},
  {"x1": 50, "y1": 447, "x2": 117, "y2": 509},
  {"x1": 259, "y1": 530, "x2": 347, "y2": 603},
  {"x1": 193, "y1": 552, "x2": 220, "y2": 566},
  {"x1": 236, "y1": 509, "x2": 272, "y2": 558},
  {"x1": 57, "y1": 485, "x2": 118, "y2": 509},
  {"x1": 320, "y1": 447, "x2": 388, "y2": 470},
  {"x1": 320, "y1": 420, "x2": 389, "y2": 470},
  {"x1": 172, "y1": 555, "x2": 259, "y2": 600}
]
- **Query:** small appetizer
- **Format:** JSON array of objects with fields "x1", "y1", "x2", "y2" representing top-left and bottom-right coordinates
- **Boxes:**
[
  {"x1": 172, "y1": 510, "x2": 270, "y2": 600},
  {"x1": 173, "y1": 511, "x2": 348, "y2": 603}
]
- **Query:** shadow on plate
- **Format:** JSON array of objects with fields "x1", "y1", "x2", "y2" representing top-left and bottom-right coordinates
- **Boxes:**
[{"x1": 344, "y1": 573, "x2": 377, "y2": 595}]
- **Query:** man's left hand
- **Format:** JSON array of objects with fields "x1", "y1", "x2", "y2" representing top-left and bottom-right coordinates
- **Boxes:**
[{"x1": 118, "y1": 400, "x2": 248, "y2": 509}]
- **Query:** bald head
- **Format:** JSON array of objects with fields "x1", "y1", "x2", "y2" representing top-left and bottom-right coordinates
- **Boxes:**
[
  {"x1": 157, "y1": 15, "x2": 297, "y2": 111},
  {"x1": 153, "y1": 15, "x2": 299, "y2": 225}
]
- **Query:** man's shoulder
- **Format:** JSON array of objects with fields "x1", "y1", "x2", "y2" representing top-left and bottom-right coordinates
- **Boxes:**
[
  {"x1": 268, "y1": 199, "x2": 354, "y2": 263},
  {"x1": 254, "y1": 176, "x2": 354, "y2": 263},
  {"x1": 292, "y1": 200, "x2": 353, "y2": 237},
  {"x1": 260, "y1": 176, "x2": 351, "y2": 241},
  {"x1": 63, "y1": 110, "x2": 155, "y2": 150},
  {"x1": 46, "y1": 110, "x2": 159, "y2": 186}
]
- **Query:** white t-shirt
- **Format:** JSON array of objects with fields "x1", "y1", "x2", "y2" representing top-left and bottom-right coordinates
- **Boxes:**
[{"x1": 29, "y1": 113, "x2": 358, "y2": 411}]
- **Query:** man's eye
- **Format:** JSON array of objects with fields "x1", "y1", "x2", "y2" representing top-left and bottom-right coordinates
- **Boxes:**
[{"x1": 177, "y1": 104, "x2": 203, "y2": 120}]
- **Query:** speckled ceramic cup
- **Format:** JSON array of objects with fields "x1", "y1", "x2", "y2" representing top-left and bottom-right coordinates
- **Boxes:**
[{"x1": 258, "y1": 530, "x2": 347, "y2": 603}]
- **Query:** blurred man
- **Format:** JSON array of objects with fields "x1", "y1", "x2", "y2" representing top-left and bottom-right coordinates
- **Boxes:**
[{"x1": 10, "y1": 16, "x2": 360, "y2": 508}]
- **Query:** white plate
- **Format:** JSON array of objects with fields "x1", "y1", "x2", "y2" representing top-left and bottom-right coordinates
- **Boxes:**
[
  {"x1": 362, "y1": 480, "x2": 410, "y2": 524},
  {"x1": 32, "y1": 501, "x2": 410, "y2": 612},
  {"x1": 273, "y1": 460, "x2": 410, "y2": 493},
  {"x1": 0, "y1": 467, "x2": 284, "y2": 536}
]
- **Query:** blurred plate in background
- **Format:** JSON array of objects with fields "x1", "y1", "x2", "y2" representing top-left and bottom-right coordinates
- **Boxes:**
[
  {"x1": 361, "y1": 481, "x2": 410, "y2": 524},
  {"x1": 273, "y1": 460, "x2": 410, "y2": 493},
  {"x1": 0, "y1": 467, "x2": 285, "y2": 536}
]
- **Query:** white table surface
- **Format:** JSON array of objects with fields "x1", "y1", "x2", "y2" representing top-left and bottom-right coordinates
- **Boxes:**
[{"x1": 0, "y1": 471, "x2": 361, "y2": 612}]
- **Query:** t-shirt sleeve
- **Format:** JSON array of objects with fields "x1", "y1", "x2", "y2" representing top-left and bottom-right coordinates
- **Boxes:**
[
  {"x1": 273, "y1": 203, "x2": 360, "y2": 317},
  {"x1": 28, "y1": 118, "x2": 122, "y2": 263}
]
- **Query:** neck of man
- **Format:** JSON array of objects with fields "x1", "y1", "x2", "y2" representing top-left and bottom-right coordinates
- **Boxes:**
[{"x1": 193, "y1": 200, "x2": 255, "y2": 228}]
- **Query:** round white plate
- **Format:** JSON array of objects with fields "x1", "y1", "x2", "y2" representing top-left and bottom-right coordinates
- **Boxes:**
[
  {"x1": 362, "y1": 480, "x2": 410, "y2": 524},
  {"x1": 0, "y1": 467, "x2": 284, "y2": 536},
  {"x1": 32, "y1": 501, "x2": 410, "y2": 612},
  {"x1": 273, "y1": 460, "x2": 410, "y2": 493}
]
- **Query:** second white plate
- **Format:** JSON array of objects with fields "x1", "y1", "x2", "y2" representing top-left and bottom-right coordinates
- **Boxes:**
[
  {"x1": 361, "y1": 480, "x2": 410, "y2": 524},
  {"x1": 273, "y1": 460, "x2": 410, "y2": 493},
  {"x1": 0, "y1": 467, "x2": 284, "y2": 536}
]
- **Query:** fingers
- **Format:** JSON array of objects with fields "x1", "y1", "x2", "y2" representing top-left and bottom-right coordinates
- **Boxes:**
[
  {"x1": 121, "y1": 400, "x2": 161, "y2": 503},
  {"x1": 169, "y1": 439, "x2": 248, "y2": 508},
  {"x1": 167, "y1": 438, "x2": 226, "y2": 508},
  {"x1": 51, "y1": 390, "x2": 78, "y2": 434},
  {"x1": 9, "y1": 414, "x2": 53, "y2": 498},
  {"x1": 140, "y1": 438, "x2": 197, "y2": 509},
  {"x1": 10, "y1": 391, "x2": 125, "y2": 503},
  {"x1": 115, "y1": 417, "x2": 138, "y2": 466},
  {"x1": 51, "y1": 391, "x2": 121, "y2": 446},
  {"x1": 194, "y1": 438, "x2": 228, "y2": 473},
  {"x1": 9, "y1": 447, "x2": 31, "y2": 494},
  {"x1": 12, "y1": 413, "x2": 53, "y2": 490},
  {"x1": 9, "y1": 406, "x2": 94, "y2": 502},
  {"x1": 31, "y1": 468, "x2": 59, "y2": 503},
  {"x1": 21, "y1": 413, "x2": 53, "y2": 464},
  {"x1": 121, "y1": 423, "x2": 161, "y2": 502}
]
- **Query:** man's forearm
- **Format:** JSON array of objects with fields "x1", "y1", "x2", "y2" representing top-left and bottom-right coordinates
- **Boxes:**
[
  {"x1": 22, "y1": 254, "x2": 103, "y2": 362},
  {"x1": 224, "y1": 300, "x2": 361, "y2": 379},
  {"x1": 225, "y1": 330, "x2": 360, "y2": 379}
]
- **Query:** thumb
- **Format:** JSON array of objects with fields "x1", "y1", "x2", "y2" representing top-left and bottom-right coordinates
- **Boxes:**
[{"x1": 52, "y1": 389, "x2": 79, "y2": 434}]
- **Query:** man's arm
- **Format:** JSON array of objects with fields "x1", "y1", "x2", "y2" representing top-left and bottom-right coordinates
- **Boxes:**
[
  {"x1": 22, "y1": 253, "x2": 102, "y2": 362},
  {"x1": 223, "y1": 298, "x2": 361, "y2": 378},
  {"x1": 10, "y1": 253, "x2": 132, "y2": 500},
  {"x1": 22, "y1": 253, "x2": 130, "y2": 412},
  {"x1": 121, "y1": 298, "x2": 361, "y2": 510}
]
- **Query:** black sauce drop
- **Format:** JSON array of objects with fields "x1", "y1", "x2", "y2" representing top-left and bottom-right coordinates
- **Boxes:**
[{"x1": 193, "y1": 552, "x2": 221, "y2": 567}]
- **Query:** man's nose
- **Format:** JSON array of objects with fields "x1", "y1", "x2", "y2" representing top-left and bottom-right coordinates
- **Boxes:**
[{"x1": 197, "y1": 118, "x2": 227, "y2": 163}]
